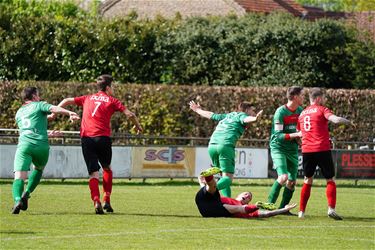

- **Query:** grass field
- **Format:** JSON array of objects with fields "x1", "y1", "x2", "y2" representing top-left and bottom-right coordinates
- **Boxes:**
[{"x1": 1, "y1": 179, "x2": 374, "y2": 249}]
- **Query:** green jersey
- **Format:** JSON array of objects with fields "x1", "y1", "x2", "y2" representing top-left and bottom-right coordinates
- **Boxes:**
[
  {"x1": 209, "y1": 112, "x2": 248, "y2": 147},
  {"x1": 15, "y1": 101, "x2": 52, "y2": 145},
  {"x1": 270, "y1": 105, "x2": 303, "y2": 153}
]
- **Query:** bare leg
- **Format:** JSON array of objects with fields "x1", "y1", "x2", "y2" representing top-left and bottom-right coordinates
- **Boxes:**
[{"x1": 223, "y1": 204, "x2": 246, "y2": 214}]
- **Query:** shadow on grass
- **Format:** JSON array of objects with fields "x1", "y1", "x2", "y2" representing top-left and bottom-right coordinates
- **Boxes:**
[
  {"x1": 0, "y1": 231, "x2": 37, "y2": 235},
  {"x1": 22, "y1": 211, "x2": 200, "y2": 218}
]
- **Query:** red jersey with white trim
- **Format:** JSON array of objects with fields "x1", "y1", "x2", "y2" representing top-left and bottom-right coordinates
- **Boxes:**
[
  {"x1": 298, "y1": 104, "x2": 333, "y2": 153},
  {"x1": 220, "y1": 197, "x2": 259, "y2": 218},
  {"x1": 74, "y1": 91, "x2": 126, "y2": 137}
]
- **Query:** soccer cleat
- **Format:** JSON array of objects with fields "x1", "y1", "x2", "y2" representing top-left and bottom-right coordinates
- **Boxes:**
[
  {"x1": 200, "y1": 167, "x2": 221, "y2": 177},
  {"x1": 255, "y1": 201, "x2": 277, "y2": 210},
  {"x1": 11, "y1": 201, "x2": 23, "y2": 214},
  {"x1": 20, "y1": 192, "x2": 29, "y2": 211},
  {"x1": 94, "y1": 201, "x2": 104, "y2": 214},
  {"x1": 103, "y1": 202, "x2": 114, "y2": 213},
  {"x1": 298, "y1": 211, "x2": 305, "y2": 219},
  {"x1": 328, "y1": 210, "x2": 343, "y2": 220}
]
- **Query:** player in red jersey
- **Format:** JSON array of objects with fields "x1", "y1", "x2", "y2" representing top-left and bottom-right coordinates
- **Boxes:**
[
  {"x1": 195, "y1": 167, "x2": 297, "y2": 218},
  {"x1": 53, "y1": 75, "x2": 143, "y2": 214},
  {"x1": 297, "y1": 88, "x2": 353, "y2": 220}
]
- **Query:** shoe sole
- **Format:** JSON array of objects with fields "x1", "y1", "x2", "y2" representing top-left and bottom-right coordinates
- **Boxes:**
[
  {"x1": 256, "y1": 202, "x2": 277, "y2": 210},
  {"x1": 20, "y1": 197, "x2": 28, "y2": 211},
  {"x1": 200, "y1": 168, "x2": 221, "y2": 177},
  {"x1": 12, "y1": 202, "x2": 22, "y2": 214},
  {"x1": 328, "y1": 214, "x2": 343, "y2": 220}
]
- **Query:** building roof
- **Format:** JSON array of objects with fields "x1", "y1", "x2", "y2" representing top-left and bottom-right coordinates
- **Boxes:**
[
  {"x1": 99, "y1": 0, "x2": 375, "y2": 41},
  {"x1": 100, "y1": 0, "x2": 246, "y2": 19}
]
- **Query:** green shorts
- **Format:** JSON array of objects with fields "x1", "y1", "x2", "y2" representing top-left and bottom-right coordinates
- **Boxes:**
[
  {"x1": 14, "y1": 142, "x2": 49, "y2": 171},
  {"x1": 271, "y1": 150, "x2": 298, "y2": 181},
  {"x1": 208, "y1": 144, "x2": 235, "y2": 174}
]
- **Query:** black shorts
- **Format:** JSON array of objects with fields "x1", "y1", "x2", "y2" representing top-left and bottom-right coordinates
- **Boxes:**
[
  {"x1": 81, "y1": 136, "x2": 112, "y2": 174},
  {"x1": 195, "y1": 187, "x2": 232, "y2": 217},
  {"x1": 302, "y1": 150, "x2": 335, "y2": 179}
]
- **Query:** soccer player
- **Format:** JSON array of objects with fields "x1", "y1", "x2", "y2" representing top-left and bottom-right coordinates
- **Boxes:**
[
  {"x1": 298, "y1": 88, "x2": 353, "y2": 220},
  {"x1": 189, "y1": 100, "x2": 263, "y2": 198},
  {"x1": 12, "y1": 87, "x2": 80, "y2": 214},
  {"x1": 267, "y1": 86, "x2": 304, "y2": 213},
  {"x1": 196, "y1": 167, "x2": 297, "y2": 218},
  {"x1": 53, "y1": 75, "x2": 143, "y2": 214}
]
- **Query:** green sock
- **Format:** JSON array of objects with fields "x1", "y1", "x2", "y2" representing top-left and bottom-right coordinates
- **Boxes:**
[
  {"x1": 217, "y1": 176, "x2": 232, "y2": 197},
  {"x1": 268, "y1": 181, "x2": 282, "y2": 203},
  {"x1": 12, "y1": 179, "x2": 25, "y2": 203},
  {"x1": 279, "y1": 186, "x2": 295, "y2": 209},
  {"x1": 26, "y1": 169, "x2": 43, "y2": 194}
]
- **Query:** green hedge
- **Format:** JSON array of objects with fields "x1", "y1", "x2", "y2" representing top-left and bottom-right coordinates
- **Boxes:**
[
  {"x1": 1, "y1": 81, "x2": 373, "y2": 143},
  {"x1": 0, "y1": 0, "x2": 374, "y2": 88}
]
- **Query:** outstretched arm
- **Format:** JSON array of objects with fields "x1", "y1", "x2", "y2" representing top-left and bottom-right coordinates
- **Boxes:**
[
  {"x1": 57, "y1": 97, "x2": 76, "y2": 108},
  {"x1": 49, "y1": 105, "x2": 80, "y2": 122},
  {"x1": 189, "y1": 101, "x2": 213, "y2": 119},
  {"x1": 328, "y1": 115, "x2": 351, "y2": 125},
  {"x1": 243, "y1": 110, "x2": 263, "y2": 123},
  {"x1": 48, "y1": 98, "x2": 76, "y2": 121},
  {"x1": 123, "y1": 109, "x2": 143, "y2": 134}
]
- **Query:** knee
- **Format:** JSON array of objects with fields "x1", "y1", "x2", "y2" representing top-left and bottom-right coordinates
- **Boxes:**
[
  {"x1": 14, "y1": 171, "x2": 28, "y2": 180},
  {"x1": 286, "y1": 180, "x2": 296, "y2": 189},
  {"x1": 277, "y1": 174, "x2": 288, "y2": 184},
  {"x1": 89, "y1": 171, "x2": 100, "y2": 179},
  {"x1": 304, "y1": 176, "x2": 313, "y2": 185}
]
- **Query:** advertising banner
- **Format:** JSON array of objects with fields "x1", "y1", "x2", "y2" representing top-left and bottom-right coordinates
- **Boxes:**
[
  {"x1": 0, "y1": 145, "x2": 132, "y2": 178},
  {"x1": 131, "y1": 146, "x2": 195, "y2": 178},
  {"x1": 195, "y1": 147, "x2": 268, "y2": 178},
  {"x1": 336, "y1": 150, "x2": 375, "y2": 179}
]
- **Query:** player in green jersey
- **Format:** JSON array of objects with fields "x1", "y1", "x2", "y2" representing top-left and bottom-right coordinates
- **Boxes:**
[
  {"x1": 189, "y1": 100, "x2": 263, "y2": 197},
  {"x1": 267, "y1": 86, "x2": 304, "y2": 213},
  {"x1": 11, "y1": 87, "x2": 80, "y2": 214}
]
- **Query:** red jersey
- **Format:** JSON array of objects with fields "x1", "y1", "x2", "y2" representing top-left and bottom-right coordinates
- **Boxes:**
[
  {"x1": 220, "y1": 197, "x2": 259, "y2": 218},
  {"x1": 298, "y1": 104, "x2": 333, "y2": 153},
  {"x1": 74, "y1": 91, "x2": 126, "y2": 137}
]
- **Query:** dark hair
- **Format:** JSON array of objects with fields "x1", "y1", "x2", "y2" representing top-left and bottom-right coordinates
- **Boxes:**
[
  {"x1": 309, "y1": 87, "x2": 324, "y2": 101},
  {"x1": 237, "y1": 101, "x2": 254, "y2": 112},
  {"x1": 286, "y1": 86, "x2": 303, "y2": 100},
  {"x1": 21, "y1": 87, "x2": 38, "y2": 101},
  {"x1": 96, "y1": 74, "x2": 113, "y2": 91}
]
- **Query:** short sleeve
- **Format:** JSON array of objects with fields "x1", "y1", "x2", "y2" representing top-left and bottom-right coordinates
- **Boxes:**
[
  {"x1": 322, "y1": 107, "x2": 333, "y2": 120},
  {"x1": 238, "y1": 113, "x2": 249, "y2": 125},
  {"x1": 112, "y1": 98, "x2": 126, "y2": 112},
  {"x1": 74, "y1": 96, "x2": 87, "y2": 106},
  {"x1": 273, "y1": 109, "x2": 284, "y2": 131},
  {"x1": 211, "y1": 113, "x2": 227, "y2": 121},
  {"x1": 38, "y1": 101, "x2": 52, "y2": 114}
]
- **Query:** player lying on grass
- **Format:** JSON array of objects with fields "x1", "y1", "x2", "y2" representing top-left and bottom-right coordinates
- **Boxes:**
[{"x1": 195, "y1": 167, "x2": 297, "y2": 218}]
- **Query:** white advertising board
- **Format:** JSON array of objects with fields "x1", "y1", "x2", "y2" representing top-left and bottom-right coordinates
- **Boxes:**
[
  {"x1": 0, "y1": 145, "x2": 132, "y2": 178},
  {"x1": 194, "y1": 147, "x2": 268, "y2": 178}
]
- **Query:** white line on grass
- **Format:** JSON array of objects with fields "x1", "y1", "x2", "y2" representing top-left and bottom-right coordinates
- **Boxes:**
[{"x1": 1, "y1": 225, "x2": 374, "y2": 242}]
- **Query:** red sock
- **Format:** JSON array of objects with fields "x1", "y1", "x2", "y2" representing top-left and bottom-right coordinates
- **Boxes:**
[
  {"x1": 103, "y1": 169, "x2": 113, "y2": 203},
  {"x1": 326, "y1": 181, "x2": 336, "y2": 209},
  {"x1": 204, "y1": 175, "x2": 213, "y2": 183},
  {"x1": 245, "y1": 205, "x2": 259, "y2": 213},
  {"x1": 89, "y1": 178, "x2": 100, "y2": 202},
  {"x1": 299, "y1": 183, "x2": 312, "y2": 212}
]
